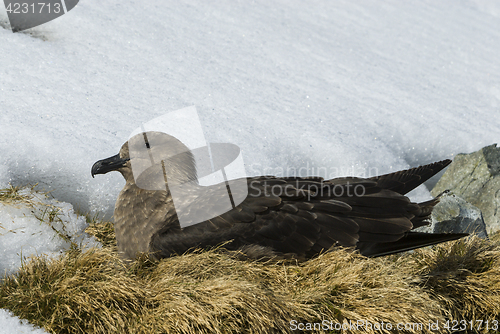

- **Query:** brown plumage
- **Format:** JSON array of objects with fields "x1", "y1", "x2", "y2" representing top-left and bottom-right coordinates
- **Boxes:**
[{"x1": 91, "y1": 131, "x2": 467, "y2": 261}]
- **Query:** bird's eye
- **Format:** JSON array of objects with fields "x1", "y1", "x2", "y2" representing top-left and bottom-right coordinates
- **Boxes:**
[{"x1": 142, "y1": 133, "x2": 151, "y2": 149}]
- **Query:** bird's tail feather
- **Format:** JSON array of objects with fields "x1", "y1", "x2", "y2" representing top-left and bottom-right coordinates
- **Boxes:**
[
  {"x1": 410, "y1": 198, "x2": 440, "y2": 229},
  {"x1": 358, "y1": 232, "x2": 468, "y2": 258}
]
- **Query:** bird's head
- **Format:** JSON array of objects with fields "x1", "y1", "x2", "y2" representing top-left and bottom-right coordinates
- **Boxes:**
[{"x1": 91, "y1": 131, "x2": 197, "y2": 188}]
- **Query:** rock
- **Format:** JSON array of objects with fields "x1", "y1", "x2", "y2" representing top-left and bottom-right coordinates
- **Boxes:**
[
  {"x1": 431, "y1": 144, "x2": 500, "y2": 234},
  {"x1": 425, "y1": 192, "x2": 488, "y2": 239}
]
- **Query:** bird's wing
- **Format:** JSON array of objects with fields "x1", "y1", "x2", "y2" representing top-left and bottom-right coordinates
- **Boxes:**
[
  {"x1": 150, "y1": 176, "x2": 419, "y2": 259},
  {"x1": 369, "y1": 159, "x2": 452, "y2": 195}
]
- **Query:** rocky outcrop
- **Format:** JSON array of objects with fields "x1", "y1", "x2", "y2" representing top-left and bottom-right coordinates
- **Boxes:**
[
  {"x1": 431, "y1": 144, "x2": 500, "y2": 234},
  {"x1": 424, "y1": 192, "x2": 488, "y2": 239}
]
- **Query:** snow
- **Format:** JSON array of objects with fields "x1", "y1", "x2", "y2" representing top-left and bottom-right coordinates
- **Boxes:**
[
  {"x1": 0, "y1": 309, "x2": 47, "y2": 334},
  {"x1": 0, "y1": 187, "x2": 99, "y2": 276},
  {"x1": 0, "y1": 0, "x2": 499, "y2": 331}
]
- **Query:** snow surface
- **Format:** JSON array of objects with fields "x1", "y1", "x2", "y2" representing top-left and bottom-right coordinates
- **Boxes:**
[
  {"x1": 0, "y1": 309, "x2": 48, "y2": 334},
  {"x1": 1, "y1": 0, "x2": 500, "y2": 331},
  {"x1": 0, "y1": 187, "x2": 99, "y2": 276}
]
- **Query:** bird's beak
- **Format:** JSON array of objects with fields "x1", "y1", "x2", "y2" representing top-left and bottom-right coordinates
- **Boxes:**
[{"x1": 91, "y1": 153, "x2": 130, "y2": 178}]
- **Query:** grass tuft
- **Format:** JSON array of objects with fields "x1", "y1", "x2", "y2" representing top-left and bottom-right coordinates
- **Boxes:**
[
  {"x1": 0, "y1": 184, "x2": 36, "y2": 205},
  {"x1": 406, "y1": 235, "x2": 500, "y2": 323},
  {"x1": 1, "y1": 202, "x2": 500, "y2": 333}
]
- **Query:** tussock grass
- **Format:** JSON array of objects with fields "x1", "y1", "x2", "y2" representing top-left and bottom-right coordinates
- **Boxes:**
[
  {"x1": 407, "y1": 235, "x2": 500, "y2": 322},
  {"x1": 1, "y1": 209, "x2": 500, "y2": 333},
  {"x1": 85, "y1": 216, "x2": 117, "y2": 249}
]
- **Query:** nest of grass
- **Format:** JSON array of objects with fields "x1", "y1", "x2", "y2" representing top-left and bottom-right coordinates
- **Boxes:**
[{"x1": 1, "y1": 187, "x2": 500, "y2": 333}]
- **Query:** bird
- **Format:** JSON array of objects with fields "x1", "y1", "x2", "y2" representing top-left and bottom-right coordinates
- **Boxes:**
[{"x1": 91, "y1": 131, "x2": 467, "y2": 261}]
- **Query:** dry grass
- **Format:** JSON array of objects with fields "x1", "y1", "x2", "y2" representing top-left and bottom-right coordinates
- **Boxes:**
[
  {"x1": 1, "y1": 187, "x2": 500, "y2": 333},
  {"x1": 407, "y1": 233, "x2": 500, "y2": 322},
  {"x1": 0, "y1": 184, "x2": 36, "y2": 205}
]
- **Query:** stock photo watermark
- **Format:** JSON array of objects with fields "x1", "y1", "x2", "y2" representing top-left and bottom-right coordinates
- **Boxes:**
[
  {"x1": 290, "y1": 319, "x2": 499, "y2": 332},
  {"x1": 127, "y1": 106, "x2": 248, "y2": 228},
  {"x1": 248, "y1": 162, "x2": 381, "y2": 180},
  {"x1": 3, "y1": 0, "x2": 78, "y2": 32},
  {"x1": 290, "y1": 319, "x2": 424, "y2": 332},
  {"x1": 125, "y1": 106, "x2": 373, "y2": 228},
  {"x1": 249, "y1": 178, "x2": 367, "y2": 200}
]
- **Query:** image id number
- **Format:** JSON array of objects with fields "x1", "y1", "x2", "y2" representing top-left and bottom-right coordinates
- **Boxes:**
[{"x1": 6, "y1": 2, "x2": 62, "y2": 14}]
